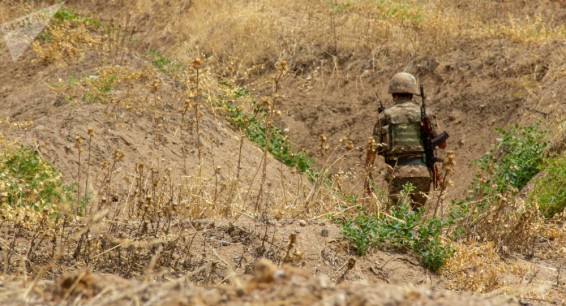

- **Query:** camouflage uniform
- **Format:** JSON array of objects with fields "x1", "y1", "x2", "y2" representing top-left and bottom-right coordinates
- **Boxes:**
[{"x1": 372, "y1": 73, "x2": 441, "y2": 209}]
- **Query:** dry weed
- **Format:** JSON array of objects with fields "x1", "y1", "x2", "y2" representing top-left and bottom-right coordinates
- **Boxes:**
[
  {"x1": 443, "y1": 240, "x2": 566, "y2": 303},
  {"x1": 442, "y1": 241, "x2": 529, "y2": 293},
  {"x1": 111, "y1": 0, "x2": 566, "y2": 78},
  {"x1": 1, "y1": 1, "x2": 565, "y2": 305},
  {"x1": 31, "y1": 20, "x2": 101, "y2": 64}
]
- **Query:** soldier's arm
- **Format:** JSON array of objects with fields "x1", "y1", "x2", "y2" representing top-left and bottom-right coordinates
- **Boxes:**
[{"x1": 374, "y1": 115, "x2": 389, "y2": 155}]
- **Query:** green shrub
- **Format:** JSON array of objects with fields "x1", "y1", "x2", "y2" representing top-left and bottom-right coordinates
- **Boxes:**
[
  {"x1": 0, "y1": 147, "x2": 74, "y2": 212},
  {"x1": 470, "y1": 124, "x2": 548, "y2": 209},
  {"x1": 531, "y1": 155, "x2": 566, "y2": 218},
  {"x1": 447, "y1": 124, "x2": 551, "y2": 245},
  {"x1": 340, "y1": 212, "x2": 381, "y2": 256},
  {"x1": 338, "y1": 184, "x2": 453, "y2": 273}
]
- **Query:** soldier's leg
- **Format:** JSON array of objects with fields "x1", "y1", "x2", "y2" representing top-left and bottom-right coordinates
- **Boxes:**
[{"x1": 408, "y1": 177, "x2": 432, "y2": 210}]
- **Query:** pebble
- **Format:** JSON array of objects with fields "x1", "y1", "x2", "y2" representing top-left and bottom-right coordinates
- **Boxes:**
[
  {"x1": 318, "y1": 274, "x2": 331, "y2": 289},
  {"x1": 202, "y1": 291, "x2": 222, "y2": 305},
  {"x1": 333, "y1": 292, "x2": 347, "y2": 306},
  {"x1": 298, "y1": 220, "x2": 307, "y2": 227}
]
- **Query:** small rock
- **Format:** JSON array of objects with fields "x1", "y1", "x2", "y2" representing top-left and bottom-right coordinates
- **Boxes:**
[
  {"x1": 298, "y1": 220, "x2": 307, "y2": 227},
  {"x1": 202, "y1": 291, "x2": 222, "y2": 305},
  {"x1": 334, "y1": 292, "x2": 347, "y2": 306},
  {"x1": 318, "y1": 274, "x2": 331, "y2": 289}
]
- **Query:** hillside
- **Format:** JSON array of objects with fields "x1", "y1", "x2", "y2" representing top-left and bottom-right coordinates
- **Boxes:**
[{"x1": 0, "y1": 0, "x2": 565, "y2": 305}]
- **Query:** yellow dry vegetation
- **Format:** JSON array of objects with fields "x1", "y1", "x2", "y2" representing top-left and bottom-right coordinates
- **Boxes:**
[
  {"x1": 0, "y1": 1, "x2": 565, "y2": 304},
  {"x1": 31, "y1": 20, "x2": 101, "y2": 64},
  {"x1": 118, "y1": 0, "x2": 566, "y2": 72},
  {"x1": 443, "y1": 240, "x2": 566, "y2": 302}
]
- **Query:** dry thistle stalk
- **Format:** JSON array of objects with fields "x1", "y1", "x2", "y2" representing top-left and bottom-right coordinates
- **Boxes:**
[
  {"x1": 319, "y1": 134, "x2": 329, "y2": 157},
  {"x1": 281, "y1": 233, "x2": 297, "y2": 264},
  {"x1": 84, "y1": 128, "x2": 95, "y2": 214},
  {"x1": 75, "y1": 135, "x2": 84, "y2": 210},
  {"x1": 339, "y1": 136, "x2": 353, "y2": 151}
]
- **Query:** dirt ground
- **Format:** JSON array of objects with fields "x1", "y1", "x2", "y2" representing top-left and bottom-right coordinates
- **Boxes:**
[{"x1": 0, "y1": 0, "x2": 565, "y2": 305}]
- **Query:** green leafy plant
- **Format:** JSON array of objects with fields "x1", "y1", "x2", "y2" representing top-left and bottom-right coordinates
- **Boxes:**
[
  {"x1": 337, "y1": 184, "x2": 453, "y2": 272},
  {"x1": 374, "y1": 0, "x2": 424, "y2": 27},
  {"x1": 82, "y1": 73, "x2": 117, "y2": 104},
  {"x1": 0, "y1": 147, "x2": 75, "y2": 211},
  {"x1": 470, "y1": 124, "x2": 548, "y2": 209},
  {"x1": 147, "y1": 49, "x2": 185, "y2": 77},
  {"x1": 446, "y1": 124, "x2": 551, "y2": 249},
  {"x1": 224, "y1": 87, "x2": 313, "y2": 173},
  {"x1": 531, "y1": 155, "x2": 566, "y2": 218},
  {"x1": 53, "y1": 8, "x2": 101, "y2": 26}
]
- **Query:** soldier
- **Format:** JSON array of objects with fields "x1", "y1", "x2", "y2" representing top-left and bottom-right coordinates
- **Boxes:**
[{"x1": 365, "y1": 72, "x2": 447, "y2": 209}]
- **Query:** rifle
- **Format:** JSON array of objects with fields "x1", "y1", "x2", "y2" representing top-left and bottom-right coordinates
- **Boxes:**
[
  {"x1": 376, "y1": 93, "x2": 385, "y2": 114},
  {"x1": 420, "y1": 85, "x2": 449, "y2": 189}
]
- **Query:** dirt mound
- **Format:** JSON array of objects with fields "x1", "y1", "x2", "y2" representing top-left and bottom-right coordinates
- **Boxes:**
[
  {"x1": 0, "y1": 43, "x2": 313, "y2": 218},
  {"x1": 1, "y1": 259, "x2": 517, "y2": 306}
]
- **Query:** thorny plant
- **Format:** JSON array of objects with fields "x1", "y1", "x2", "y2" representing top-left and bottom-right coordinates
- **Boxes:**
[
  {"x1": 0, "y1": 46, "x2": 347, "y2": 285},
  {"x1": 0, "y1": 139, "x2": 316, "y2": 290}
]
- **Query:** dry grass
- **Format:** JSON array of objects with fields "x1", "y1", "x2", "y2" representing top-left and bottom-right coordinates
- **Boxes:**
[
  {"x1": 1, "y1": 1, "x2": 566, "y2": 305},
  {"x1": 107, "y1": 0, "x2": 566, "y2": 77},
  {"x1": 443, "y1": 240, "x2": 566, "y2": 302},
  {"x1": 0, "y1": 15, "x2": 350, "y2": 303},
  {"x1": 548, "y1": 121, "x2": 566, "y2": 155}
]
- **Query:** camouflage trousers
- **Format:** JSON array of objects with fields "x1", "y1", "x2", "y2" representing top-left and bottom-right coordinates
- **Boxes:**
[{"x1": 387, "y1": 164, "x2": 432, "y2": 209}]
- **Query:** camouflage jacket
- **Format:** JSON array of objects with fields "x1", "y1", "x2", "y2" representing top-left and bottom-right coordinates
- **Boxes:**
[{"x1": 373, "y1": 100, "x2": 439, "y2": 163}]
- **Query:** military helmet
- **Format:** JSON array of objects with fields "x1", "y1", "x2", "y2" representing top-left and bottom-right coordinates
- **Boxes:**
[{"x1": 388, "y1": 72, "x2": 418, "y2": 95}]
